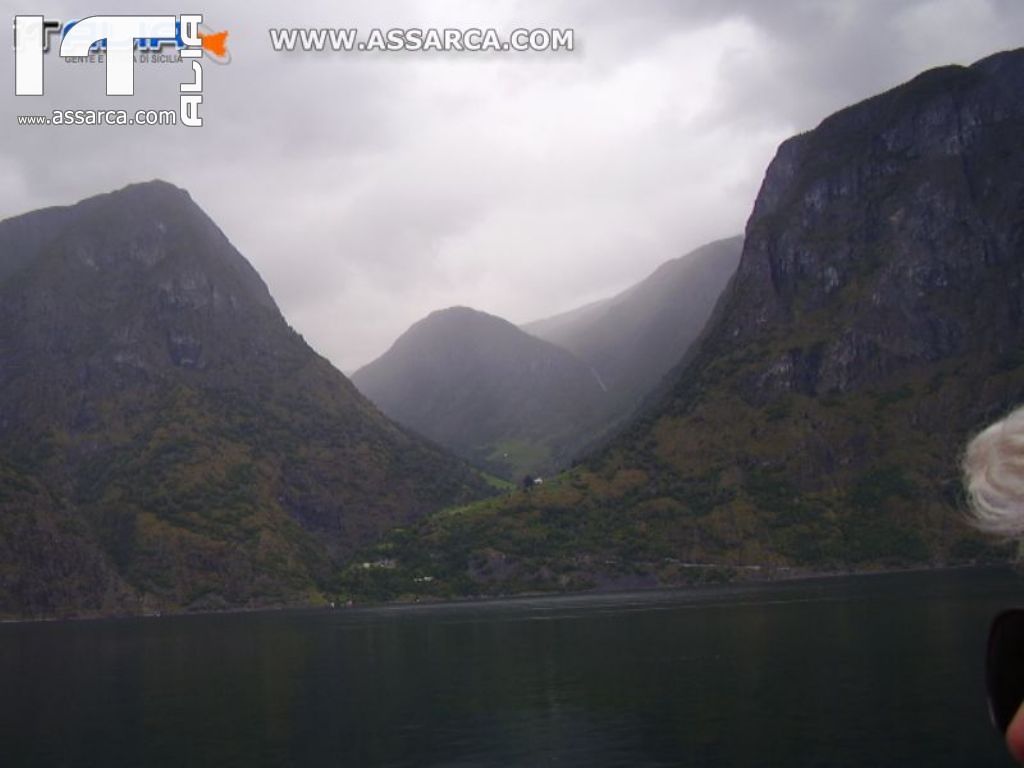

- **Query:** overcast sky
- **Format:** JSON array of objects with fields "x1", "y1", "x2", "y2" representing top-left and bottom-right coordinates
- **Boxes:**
[{"x1": 2, "y1": 0, "x2": 1021, "y2": 371}]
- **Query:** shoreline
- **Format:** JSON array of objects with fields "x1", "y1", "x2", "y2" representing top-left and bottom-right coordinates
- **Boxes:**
[{"x1": 0, "y1": 560, "x2": 1014, "y2": 627}]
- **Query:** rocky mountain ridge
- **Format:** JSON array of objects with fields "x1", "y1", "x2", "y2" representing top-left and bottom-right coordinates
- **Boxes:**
[
  {"x1": 341, "y1": 48, "x2": 1024, "y2": 600},
  {"x1": 0, "y1": 181, "x2": 491, "y2": 617}
]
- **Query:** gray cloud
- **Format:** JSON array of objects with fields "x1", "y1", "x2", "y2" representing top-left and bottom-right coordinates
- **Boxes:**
[{"x1": 1, "y1": 0, "x2": 1018, "y2": 370}]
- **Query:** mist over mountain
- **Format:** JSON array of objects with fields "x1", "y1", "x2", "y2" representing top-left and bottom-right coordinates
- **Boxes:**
[
  {"x1": 353, "y1": 238, "x2": 743, "y2": 481},
  {"x1": 349, "y1": 49, "x2": 1024, "y2": 598},
  {"x1": 352, "y1": 307, "x2": 612, "y2": 479},
  {"x1": 523, "y1": 237, "x2": 743, "y2": 410},
  {"x1": 7, "y1": 45, "x2": 1023, "y2": 615},
  {"x1": 0, "y1": 182, "x2": 490, "y2": 617}
]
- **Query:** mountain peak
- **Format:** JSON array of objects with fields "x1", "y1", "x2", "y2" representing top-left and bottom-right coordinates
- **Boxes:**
[
  {"x1": 414, "y1": 306, "x2": 518, "y2": 337},
  {"x1": 69, "y1": 178, "x2": 205, "y2": 232},
  {"x1": 0, "y1": 183, "x2": 491, "y2": 616},
  {"x1": 354, "y1": 306, "x2": 612, "y2": 478},
  {"x1": 0, "y1": 175, "x2": 279, "y2": 320},
  {"x1": 94, "y1": 179, "x2": 195, "y2": 212},
  {"x1": 111, "y1": 178, "x2": 191, "y2": 198},
  {"x1": 425, "y1": 305, "x2": 499, "y2": 323},
  {"x1": 37, "y1": 179, "x2": 199, "y2": 226}
]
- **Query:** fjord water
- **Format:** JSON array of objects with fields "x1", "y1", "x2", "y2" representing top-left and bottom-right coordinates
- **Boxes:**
[{"x1": 1, "y1": 569, "x2": 1020, "y2": 767}]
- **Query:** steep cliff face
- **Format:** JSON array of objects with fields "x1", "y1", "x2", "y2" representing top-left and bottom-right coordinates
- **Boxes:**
[
  {"x1": 0, "y1": 182, "x2": 490, "y2": 617},
  {"x1": 649, "y1": 50, "x2": 1024, "y2": 495},
  {"x1": 347, "y1": 50, "x2": 1024, "y2": 599},
  {"x1": 720, "y1": 52, "x2": 1024, "y2": 400}
]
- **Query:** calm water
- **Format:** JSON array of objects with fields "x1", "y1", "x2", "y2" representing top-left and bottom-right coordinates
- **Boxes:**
[{"x1": 1, "y1": 568, "x2": 1022, "y2": 767}]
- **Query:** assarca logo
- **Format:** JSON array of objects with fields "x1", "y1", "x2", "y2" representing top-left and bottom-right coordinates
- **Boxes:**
[{"x1": 13, "y1": 14, "x2": 218, "y2": 127}]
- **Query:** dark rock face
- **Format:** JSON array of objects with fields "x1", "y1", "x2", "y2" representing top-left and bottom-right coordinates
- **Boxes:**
[
  {"x1": 353, "y1": 306, "x2": 612, "y2": 478},
  {"x1": 0, "y1": 181, "x2": 490, "y2": 617},
  {"x1": 621, "y1": 49, "x2": 1024, "y2": 564},
  {"x1": 723, "y1": 54, "x2": 1024, "y2": 399},
  {"x1": 368, "y1": 50, "x2": 1024, "y2": 597}
]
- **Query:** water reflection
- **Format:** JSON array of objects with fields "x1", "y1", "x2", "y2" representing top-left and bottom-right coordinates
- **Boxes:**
[{"x1": 0, "y1": 568, "x2": 1021, "y2": 767}]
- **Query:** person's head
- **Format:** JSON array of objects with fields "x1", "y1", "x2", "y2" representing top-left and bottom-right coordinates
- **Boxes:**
[
  {"x1": 964, "y1": 405, "x2": 1024, "y2": 762},
  {"x1": 965, "y1": 405, "x2": 1024, "y2": 539}
]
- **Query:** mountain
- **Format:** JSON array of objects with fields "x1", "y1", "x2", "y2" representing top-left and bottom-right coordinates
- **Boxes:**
[
  {"x1": 353, "y1": 239, "x2": 743, "y2": 481},
  {"x1": 343, "y1": 49, "x2": 1024, "y2": 600},
  {"x1": 523, "y1": 237, "x2": 743, "y2": 410},
  {"x1": 0, "y1": 181, "x2": 490, "y2": 618},
  {"x1": 352, "y1": 307, "x2": 612, "y2": 479}
]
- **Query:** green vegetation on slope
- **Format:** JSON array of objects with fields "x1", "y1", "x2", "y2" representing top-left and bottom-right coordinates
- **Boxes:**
[
  {"x1": 331, "y1": 50, "x2": 1024, "y2": 602},
  {"x1": 0, "y1": 182, "x2": 493, "y2": 619}
]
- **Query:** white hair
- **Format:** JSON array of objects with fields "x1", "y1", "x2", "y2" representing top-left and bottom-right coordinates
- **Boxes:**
[{"x1": 964, "y1": 406, "x2": 1024, "y2": 537}]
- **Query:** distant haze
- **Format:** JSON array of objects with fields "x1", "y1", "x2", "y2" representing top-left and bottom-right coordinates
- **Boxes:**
[{"x1": 2, "y1": 0, "x2": 1020, "y2": 371}]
